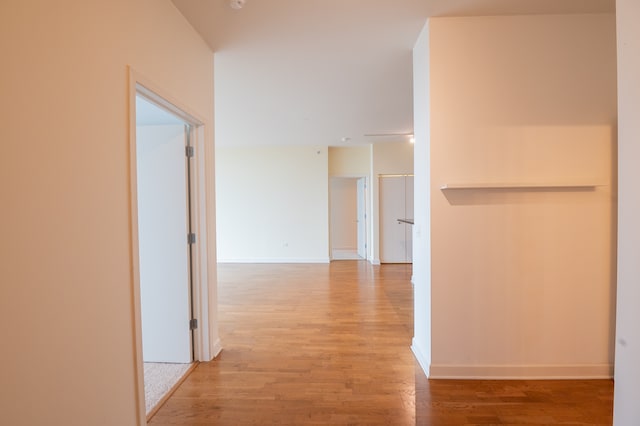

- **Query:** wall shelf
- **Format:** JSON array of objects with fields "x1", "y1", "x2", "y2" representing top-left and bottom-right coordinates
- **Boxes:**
[{"x1": 440, "y1": 183, "x2": 601, "y2": 190}]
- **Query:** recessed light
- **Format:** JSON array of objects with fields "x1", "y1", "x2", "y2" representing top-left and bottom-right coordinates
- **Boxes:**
[{"x1": 230, "y1": 0, "x2": 246, "y2": 10}]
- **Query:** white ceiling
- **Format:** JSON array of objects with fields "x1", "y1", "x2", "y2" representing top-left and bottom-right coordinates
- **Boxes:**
[{"x1": 171, "y1": 0, "x2": 615, "y2": 146}]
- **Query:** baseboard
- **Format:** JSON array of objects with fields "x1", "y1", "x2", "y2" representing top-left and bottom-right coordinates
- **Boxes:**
[
  {"x1": 331, "y1": 249, "x2": 361, "y2": 260},
  {"x1": 371, "y1": 258, "x2": 381, "y2": 265},
  {"x1": 411, "y1": 339, "x2": 430, "y2": 378},
  {"x1": 429, "y1": 363, "x2": 614, "y2": 379},
  {"x1": 217, "y1": 258, "x2": 331, "y2": 264},
  {"x1": 211, "y1": 338, "x2": 222, "y2": 359},
  {"x1": 332, "y1": 248, "x2": 357, "y2": 253}
]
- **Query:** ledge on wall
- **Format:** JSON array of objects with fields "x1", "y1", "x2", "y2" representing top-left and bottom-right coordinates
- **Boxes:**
[
  {"x1": 217, "y1": 258, "x2": 331, "y2": 264},
  {"x1": 440, "y1": 183, "x2": 601, "y2": 190}
]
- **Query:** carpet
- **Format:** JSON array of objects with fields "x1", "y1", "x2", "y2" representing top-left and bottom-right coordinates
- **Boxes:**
[{"x1": 144, "y1": 362, "x2": 192, "y2": 415}]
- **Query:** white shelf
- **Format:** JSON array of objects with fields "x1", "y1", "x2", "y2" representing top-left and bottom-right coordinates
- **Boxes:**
[{"x1": 440, "y1": 183, "x2": 601, "y2": 190}]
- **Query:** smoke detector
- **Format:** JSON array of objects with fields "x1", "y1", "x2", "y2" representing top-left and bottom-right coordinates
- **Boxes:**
[{"x1": 230, "y1": 0, "x2": 246, "y2": 9}]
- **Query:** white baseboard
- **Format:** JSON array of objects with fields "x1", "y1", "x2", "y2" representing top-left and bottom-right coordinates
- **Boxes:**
[
  {"x1": 211, "y1": 338, "x2": 222, "y2": 359},
  {"x1": 331, "y1": 249, "x2": 362, "y2": 260},
  {"x1": 371, "y1": 258, "x2": 381, "y2": 265},
  {"x1": 411, "y1": 339, "x2": 430, "y2": 378},
  {"x1": 217, "y1": 258, "x2": 330, "y2": 264},
  {"x1": 429, "y1": 363, "x2": 614, "y2": 379}
]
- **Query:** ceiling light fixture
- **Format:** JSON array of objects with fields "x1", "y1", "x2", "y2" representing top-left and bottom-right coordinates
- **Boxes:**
[{"x1": 230, "y1": 0, "x2": 246, "y2": 10}]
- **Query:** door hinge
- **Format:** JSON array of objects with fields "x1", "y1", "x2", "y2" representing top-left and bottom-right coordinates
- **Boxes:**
[
  {"x1": 188, "y1": 233, "x2": 196, "y2": 244},
  {"x1": 185, "y1": 145, "x2": 194, "y2": 158},
  {"x1": 189, "y1": 318, "x2": 198, "y2": 330}
]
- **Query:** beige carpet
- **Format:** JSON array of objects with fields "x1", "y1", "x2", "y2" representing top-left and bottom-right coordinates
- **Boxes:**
[{"x1": 144, "y1": 362, "x2": 192, "y2": 415}]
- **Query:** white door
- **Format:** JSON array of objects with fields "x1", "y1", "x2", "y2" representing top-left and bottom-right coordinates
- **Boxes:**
[
  {"x1": 356, "y1": 178, "x2": 367, "y2": 259},
  {"x1": 405, "y1": 175, "x2": 414, "y2": 262},
  {"x1": 380, "y1": 176, "x2": 406, "y2": 263},
  {"x1": 136, "y1": 122, "x2": 192, "y2": 363},
  {"x1": 380, "y1": 175, "x2": 413, "y2": 263}
]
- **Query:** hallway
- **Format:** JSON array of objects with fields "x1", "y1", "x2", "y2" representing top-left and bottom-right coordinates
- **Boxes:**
[{"x1": 149, "y1": 262, "x2": 612, "y2": 425}]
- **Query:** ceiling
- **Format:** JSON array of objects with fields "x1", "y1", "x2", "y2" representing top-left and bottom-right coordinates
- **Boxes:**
[{"x1": 171, "y1": 0, "x2": 615, "y2": 146}]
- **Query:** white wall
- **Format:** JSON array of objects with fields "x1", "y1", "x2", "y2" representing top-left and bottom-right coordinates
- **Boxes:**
[
  {"x1": 0, "y1": 1, "x2": 216, "y2": 425},
  {"x1": 215, "y1": 145, "x2": 329, "y2": 262},
  {"x1": 428, "y1": 15, "x2": 617, "y2": 378},
  {"x1": 411, "y1": 22, "x2": 432, "y2": 376},
  {"x1": 370, "y1": 142, "x2": 414, "y2": 263},
  {"x1": 614, "y1": 0, "x2": 640, "y2": 423},
  {"x1": 328, "y1": 146, "x2": 370, "y2": 177},
  {"x1": 218, "y1": 143, "x2": 410, "y2": 265}
]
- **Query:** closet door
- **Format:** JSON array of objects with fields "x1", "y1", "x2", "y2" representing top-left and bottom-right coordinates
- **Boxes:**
[
  {"x1": 380, "y1": 175, "x2": 414, "y2": 263},
  {"x1": 380, "y1": 176, "x2": 409, "y2": 263},
  {"x1": 356, "y1": 177, "x2": 367, "y2": 259},
  {"x1": 405, "y1": 175, "x2": 414, "y2": 262}
]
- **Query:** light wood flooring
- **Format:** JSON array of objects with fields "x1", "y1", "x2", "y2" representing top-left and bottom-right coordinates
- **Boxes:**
[{"x1": 149, "y1": 261, "x2": 613, "y2": 425}]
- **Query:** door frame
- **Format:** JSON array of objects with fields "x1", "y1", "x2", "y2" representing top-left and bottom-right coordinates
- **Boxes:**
[
  {"x1": 128, "y1": 68, "x2": 217, "y2": 424},
  {"x1": 328, "y1": 175, "x2": 369, "y2": 261}
]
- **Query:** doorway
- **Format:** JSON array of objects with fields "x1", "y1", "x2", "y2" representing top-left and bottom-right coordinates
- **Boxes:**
[
  {"x1": 129, "y1": 72, "x2": 215, "y2": 423},
  {"x1": 136, "y1": 94, "x2": 195, "y2": 415},
  {"x1": 136, "y1": 96, "x2": 193, "y2": 363},
  {"x1": 330, "y1": 177, "x2": 367, "y2": 260}
]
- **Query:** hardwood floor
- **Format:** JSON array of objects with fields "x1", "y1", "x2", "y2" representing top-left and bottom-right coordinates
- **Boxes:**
[{"x1": 149, "y1": 262, "x2": 613, "y2": 425}]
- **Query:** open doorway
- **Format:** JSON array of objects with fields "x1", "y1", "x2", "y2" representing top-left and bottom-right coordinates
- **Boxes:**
[
  {"x1": 135, "y1": 95, "x2": 195, "y2": 416},
  {"x1": 129, "y1": 73, "x2": 215, "y2": 423},
  {"x1": 330, "y1": 177, "x2": 367, "y2": 260}
]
